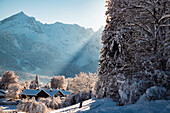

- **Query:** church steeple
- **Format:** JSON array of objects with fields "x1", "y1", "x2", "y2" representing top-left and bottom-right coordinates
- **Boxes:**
[{"x1": 35, "y1": 74, "x2": 39, "y2": 86}]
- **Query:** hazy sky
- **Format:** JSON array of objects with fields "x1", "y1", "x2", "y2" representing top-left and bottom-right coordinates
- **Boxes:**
[{"x1": 0, "y1": 0, "x2": 106, "y2": 31}]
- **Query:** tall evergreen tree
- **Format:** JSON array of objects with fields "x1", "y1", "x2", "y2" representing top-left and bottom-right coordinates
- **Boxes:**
[{"x1": 96, "y1": 0, "x2": 170, "y2": 104}]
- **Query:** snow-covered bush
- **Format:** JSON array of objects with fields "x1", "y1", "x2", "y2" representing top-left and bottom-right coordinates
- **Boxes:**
[
  {"x1": 38, "y1": 91, "x2": 92, "y2": 110},
  {"x1": 44, "y1": 83, "x2": 51, "y2": 89},
  {"x1": 138, "y1": 86, "x2": 167, "y2": 103},
  {"x1": 67, "y1": 72, "x2": 98, "y2": 94},
  {"x1": 69, "y1": 91, "x2": 91, "y2": 105},
  {"x1": 51, "y1": 76, "x2": 66, "y2": 90},
  {"x1": 0, "y1": 71, "x2": 18, "y2": 89},
  {"x1": 39, "y1": 96, "x2": 62, "y2": 109},
  {"x1": 5, "y1": 83, "x2": 23, "y2": 100},
  {"x1": 60, "y1": 96, "x2": 70, "y2": 107},
  {"x1": 69, "y1": 93, "x2": 80, "y2": 105},
  {"x1": 0, "y1": 106, "x2": 2, "y2": 111},
  {"x1": 119, "y1": 79, "x2": 152, "y2": 104},
  {"x1": 150, "y1": 70, "x2": 169, "y2": 88},
  {"x1": 17, "y1": 97, "x2": 49, "y2": 113},
  {"x1": 165, "y1": 89, "x2": 170, "y2": 100},
  {"x1": 39, "y1": 96, "x2": 72, "y2": 110},
  {"x1": 118, "y1": 69, "x2": 170, "y2": 105},
  {"x1": 23, "y1": 81, "x2": 30, "y2": 89}
]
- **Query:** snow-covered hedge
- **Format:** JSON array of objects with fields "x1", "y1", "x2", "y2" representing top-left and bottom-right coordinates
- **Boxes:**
[
  {"x1": 118, "y1": 69, "x2": 169, "y2": 105},
  {"x1": 137, "y1": 86, "x2": 167, "y2": 103},
  {"x1": 69, "y1": 91, "x2": 92, "y2": 105},
  {"x1": 17, "y1": 97, "x2": 49, "y2": 113},
  {"x1": 39, "y1": 96, "x2": 62, "y2": 109}
]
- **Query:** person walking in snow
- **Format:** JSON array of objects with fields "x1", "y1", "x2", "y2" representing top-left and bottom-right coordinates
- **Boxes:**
[{"x1": 79, "y1": 101, "x2": 83, "y2": 108}]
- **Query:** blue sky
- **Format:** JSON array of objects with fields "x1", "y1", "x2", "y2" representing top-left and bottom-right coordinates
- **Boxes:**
[{"x1": 0, "y1": 0, "x2": 106, "y2": 31}]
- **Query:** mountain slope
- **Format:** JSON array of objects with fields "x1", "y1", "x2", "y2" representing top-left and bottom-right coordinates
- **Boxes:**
[
  {"x1": 59, "y1": 26, "x2": 103, "y2": 76},
  {"x1": 0, "y1": 12, "x2": 102, "y2": 80}
]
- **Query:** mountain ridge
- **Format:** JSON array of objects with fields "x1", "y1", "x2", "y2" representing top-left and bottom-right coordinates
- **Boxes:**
[{"x1": 0, "y1": 12, "x2": 103, "y2": 82}]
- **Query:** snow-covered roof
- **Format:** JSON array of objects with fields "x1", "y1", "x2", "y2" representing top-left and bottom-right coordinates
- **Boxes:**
[
  {"x1": 20, "y1": 89, "x2": 72, "y2": 97},
  {"x1": 0, "y1": 92, "x2": 5, "y2": 96},
  {"x1": 0, "y1": 89, "x2": 6, "y2": 93},
  {"x1": 44, "y1": 89, "x2": 60, "y2": 97},
  {"x1": 21, "y1": 89, "x2": 41, "y2": 96},
  {"x1": 61, "y1": 91, "x2": 72, "y2": 95}
]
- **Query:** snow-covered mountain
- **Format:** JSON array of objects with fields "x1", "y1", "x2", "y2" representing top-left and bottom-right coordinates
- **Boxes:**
[
  {"x1": 0, "y1": 11, "x2": 103, "y2": 80},
  {"x1": 60, "y1": 26, "x2": 103, "y2": 75}
]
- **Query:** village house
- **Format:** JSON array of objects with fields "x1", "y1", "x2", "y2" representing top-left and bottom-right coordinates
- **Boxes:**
[
  {"x1": 20, "y1": 89, "x2": 72, "y2": 99},
  {"x1": 60, "y1": 90, "x2": 72, "y2": 97},
  {"x1": 44, "y1": 89, "x2": 64, "y2": 97},
  {"x1": 45, "y1": 89, "x2": 72, "y2": 97},
  {"x1": 20, "y1": 89, "x2": 50, "y2": 99}
]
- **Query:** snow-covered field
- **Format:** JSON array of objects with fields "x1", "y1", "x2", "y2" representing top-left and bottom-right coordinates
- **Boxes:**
[
  {"x1": 1, "y1": 105, "x2": 17, "y2": 110},
  {"x1": 1, "y1": 98, "x2": 170, "y2": 113},
  {"x1": 52, "y1": 98, "x2": 170, "y2": 113}
]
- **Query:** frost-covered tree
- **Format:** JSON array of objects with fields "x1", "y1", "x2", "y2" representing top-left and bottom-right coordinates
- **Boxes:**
[
  {"x1": 137, "y1": 86, "x2": 167, "y2": 103},
  {"x1": 65, "y1": 77, "x2": 73, "y2": 90},
  {"x1": 23, "y1": 81, "x2": 30, "y2": 89},
  {"x1": 5, "y1": 83, "x2": 23, "y2": 100},
  {"x1": 69, "y1": 91, "x2": 91, "y2": 105},
  {"x1": 17, "y1": 97, "x2": 49, "y2": 113},
  {"x1": 44, "y1": 83, "x2": 51, "y2": 89},
  {"x1": 96, "y1": 0, "x2": 170, "y2": 104},
  {"x1": 0, "y1": 71, "x2": 18, "y2": 89},
  {"x1": 67, "y1": 72, "x2": 98, "y2": 94},
  {"x1": 29, "y1": 75, "x2": 40, "y2": 89},
  {"x1": 0, "y1": 106, "x2": 2, "y2": 111},
  {"x1": 39, "y1": 96, "x2": 73, "y2": 110},
  {"x1": 39, "y1": 96, "x2": 62, "y2": 109},
  {"x1": 51, "y1": 76, "x2": 66, "y2": 90}
]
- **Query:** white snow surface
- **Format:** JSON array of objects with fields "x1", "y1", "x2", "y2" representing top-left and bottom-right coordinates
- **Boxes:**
[
  {"x1": 0, "y1": 92, "x2": 5, "y2": 96},
  {"x1": 20, "y1": 89, "x2": 41, "y2": 96},
  {"x1": 51, "y1": 98, "x2": 170, "y2": 113}
]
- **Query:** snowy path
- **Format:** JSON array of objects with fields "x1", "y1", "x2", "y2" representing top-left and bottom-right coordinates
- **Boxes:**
[
  {"x1": 51, "y1": 98, "x2": 170, "y2": 113},
  {"x1": 51, "y1": 99, "x2": 99, "y2": 113}
]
